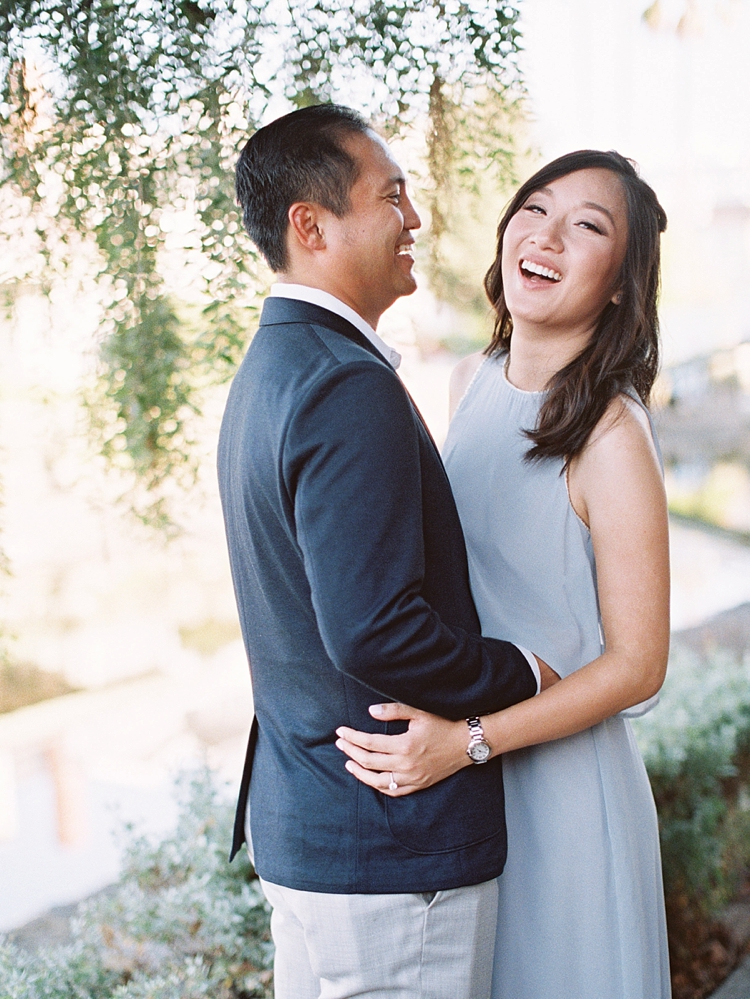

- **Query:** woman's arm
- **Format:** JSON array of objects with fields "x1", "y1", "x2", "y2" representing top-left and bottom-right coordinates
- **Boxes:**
[
  {"x1": 484, "y1": 395, "x2": 670, "y2": 743},
  {"x1": 336, "y1": 395, "x2": 670, "y2": 795}
]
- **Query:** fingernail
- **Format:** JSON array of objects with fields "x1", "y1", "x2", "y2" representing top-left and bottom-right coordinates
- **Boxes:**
[
  {"x1": 345, "y1": 761, "x2": 355, "y2": 772},
  {"x1": 370, "y1": 704, "x2": 384, "y2": 716},
  {"x1": 335, "y1": 727, "x2": 344, "y2": 737},
  {"x1": 335, "y1": 739, "x2": 343, "y2": 750}
]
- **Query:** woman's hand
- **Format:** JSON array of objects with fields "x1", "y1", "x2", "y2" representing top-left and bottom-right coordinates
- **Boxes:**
[{"x1": 335, "y1": 702, "x2": 471, "y2": 796}]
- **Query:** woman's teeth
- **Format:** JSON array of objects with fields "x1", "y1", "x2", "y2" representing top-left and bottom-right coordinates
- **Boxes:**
[{"x1": 520, "y1": 259, "x2": 562, "y2": 282}]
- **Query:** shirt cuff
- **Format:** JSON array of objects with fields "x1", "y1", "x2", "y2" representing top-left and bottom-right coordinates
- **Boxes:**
[{"x1": 515, "y1": 644, "x2": 541, "y2": 694}]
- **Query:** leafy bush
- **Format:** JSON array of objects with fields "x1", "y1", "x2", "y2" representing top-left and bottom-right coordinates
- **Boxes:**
[
  {"x1": 636, "y1": 646, "x2": 750, "y2": 908},
  {"x1": 0, "y1": 769, "x2": 273, "y2": 999},
  {"x1": 634, "y1": 645, "x2": 750, "y2": 993}
]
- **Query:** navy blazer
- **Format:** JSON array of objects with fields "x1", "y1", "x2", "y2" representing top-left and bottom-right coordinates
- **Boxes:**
[{"x1": 217, "y1": 297, "x2": 537, "y2": 893}]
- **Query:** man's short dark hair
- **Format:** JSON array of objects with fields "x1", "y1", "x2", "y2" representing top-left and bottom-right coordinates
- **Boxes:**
[{"x1": 235, "y1": 104, "x2": 370, "y2": 272}]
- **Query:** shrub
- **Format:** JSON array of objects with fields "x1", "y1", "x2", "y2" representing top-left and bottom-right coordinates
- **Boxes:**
[
  {"x1": 635, "y1": 646, "x2": 750, "y2": 907},
  {"x1": 634, "y1": 646, "x2": 750, "y2": 995},
  {"x1": 0, "y1": 769, "x2": 273, "y2": 999}
]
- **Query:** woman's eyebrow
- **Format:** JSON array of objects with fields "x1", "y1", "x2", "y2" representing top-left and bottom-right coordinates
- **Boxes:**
[
  {"x1": 529, "y1": 189, "x2": 617, "y2": 228},
  {"x1": 582, "y1": 201, "x2": 616, "y2": 227}
]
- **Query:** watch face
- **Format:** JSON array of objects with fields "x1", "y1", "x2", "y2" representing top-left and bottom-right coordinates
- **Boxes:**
[{"x1": 468, "y1": 741, "x2": 491, "y2": 763}]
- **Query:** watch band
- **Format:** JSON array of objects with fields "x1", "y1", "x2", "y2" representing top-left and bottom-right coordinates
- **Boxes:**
[
  {"x1": 467, "y1": 716, "x2": 485, "y2": 742},
  {"x1": 466, "y1": 716, "x2": 492, "y2": 763}
]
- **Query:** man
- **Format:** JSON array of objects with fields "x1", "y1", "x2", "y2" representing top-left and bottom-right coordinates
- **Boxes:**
[{"x1": 218, "y1": 104, "x2": 552, "y2": 999}]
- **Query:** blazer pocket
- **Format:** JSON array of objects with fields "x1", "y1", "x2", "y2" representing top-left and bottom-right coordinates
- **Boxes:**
[{"x1": 384, "y1": 760, "x2": 506, "y2": 854}]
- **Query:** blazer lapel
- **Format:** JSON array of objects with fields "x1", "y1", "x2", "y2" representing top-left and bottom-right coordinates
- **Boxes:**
[{"x1": 259, "y1": 296, "x2": 444, "y2": 462}]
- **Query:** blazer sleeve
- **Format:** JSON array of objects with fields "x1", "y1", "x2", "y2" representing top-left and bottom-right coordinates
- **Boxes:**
[{"x1": 282, "y1": 359, "x2": 536, "y2": 720}]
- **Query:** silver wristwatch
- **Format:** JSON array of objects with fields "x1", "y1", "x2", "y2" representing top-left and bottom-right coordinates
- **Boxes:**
[{"x1": 466, "y1": 716, "x2": 492, "y2": 763}]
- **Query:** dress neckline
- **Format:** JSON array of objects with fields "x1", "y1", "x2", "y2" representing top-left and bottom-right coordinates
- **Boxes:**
[{"x1": 499, "y1": 353, "x2": 547, "y2": 398}]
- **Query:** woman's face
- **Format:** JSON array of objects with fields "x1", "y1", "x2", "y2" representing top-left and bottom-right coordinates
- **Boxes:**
[{"x1": 500, "y1": 168, "x2": 628, "y2": 340}]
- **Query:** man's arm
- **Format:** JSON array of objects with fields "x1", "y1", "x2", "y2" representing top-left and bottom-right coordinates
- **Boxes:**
[{"x1": 284, "y1": 359, "x2": 538, "y2": 720}]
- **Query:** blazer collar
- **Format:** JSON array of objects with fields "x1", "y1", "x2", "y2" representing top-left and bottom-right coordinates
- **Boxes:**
[
  {"x1": 259, "y1": 297, "x2": 391, "y2": 367},
  {"x1": 259, "y1": 296, "x2": 445, "y2": 460}
]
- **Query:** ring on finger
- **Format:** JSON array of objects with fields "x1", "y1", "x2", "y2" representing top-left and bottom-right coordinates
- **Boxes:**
[{"x1": 388, "y1": 772, "x2": 398, "y2": 791}]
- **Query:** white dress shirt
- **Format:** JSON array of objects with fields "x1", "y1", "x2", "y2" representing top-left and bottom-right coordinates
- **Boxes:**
[{"x1": 266, "y1": 282, "x2": 541, "y2": 695}]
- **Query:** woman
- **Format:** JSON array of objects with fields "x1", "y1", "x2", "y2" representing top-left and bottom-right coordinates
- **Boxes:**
[{"x1": 336, "y1": 150, "x2": 671, "y2": 998}]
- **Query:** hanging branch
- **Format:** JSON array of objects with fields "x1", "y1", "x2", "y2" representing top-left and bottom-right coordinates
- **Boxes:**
[{"x1": 0, "y1": 0, "x2": 524, "y2": 527}]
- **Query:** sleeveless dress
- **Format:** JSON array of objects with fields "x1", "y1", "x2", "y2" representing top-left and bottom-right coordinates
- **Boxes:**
[{"x1": 442, "y1": 353, "x2": 671, "y2": 999}]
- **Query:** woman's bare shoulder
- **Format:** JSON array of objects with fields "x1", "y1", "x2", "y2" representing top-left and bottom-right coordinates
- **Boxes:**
[
  {"x1": 587, "y1": 393, "x2": 658, "y2": 461},
  {"x1": 568, "y1": 393, "x2": 662, "y2": 528},
  {"x1": 449, "y1": 352, "x2": 485, "y2": 419}
]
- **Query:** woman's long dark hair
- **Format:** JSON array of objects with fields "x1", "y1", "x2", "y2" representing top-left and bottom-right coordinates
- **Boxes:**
[{"x1": 483, "y1": 149, "x2": 667, "y2": 465}]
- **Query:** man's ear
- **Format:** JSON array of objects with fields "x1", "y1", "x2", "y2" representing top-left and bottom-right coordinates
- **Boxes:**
[{"x1": 288, "y1": 202, "x2": 326, "y2": 252}]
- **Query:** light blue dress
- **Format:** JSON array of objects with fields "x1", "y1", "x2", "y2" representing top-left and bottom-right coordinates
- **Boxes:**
[{"x1": 442, "y1": 353, "x2": 671, "y2": 999}]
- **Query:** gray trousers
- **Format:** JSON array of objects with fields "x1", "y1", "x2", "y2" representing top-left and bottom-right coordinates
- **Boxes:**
[{"x1": 259, "y1": 876, "x2": 499, "y2": 999}]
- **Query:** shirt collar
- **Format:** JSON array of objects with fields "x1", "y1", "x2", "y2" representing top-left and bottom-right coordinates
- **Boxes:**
[{"x1": 268, "y1": 283, "x2": 401, "y2": 370}]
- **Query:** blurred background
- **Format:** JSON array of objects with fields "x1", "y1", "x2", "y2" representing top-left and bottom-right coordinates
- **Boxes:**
[{"x1": 1, "y1": 2, "x2": 750, "y2": 993}]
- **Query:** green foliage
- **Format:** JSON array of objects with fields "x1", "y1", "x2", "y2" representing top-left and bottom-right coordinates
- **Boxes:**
[
  {"x1": 0, "y1": 768, "x2": 273, "y2": 999},
  {"x1": 0, "y1": 938, "x2": 123, "y2": 999},
  {"x1": 0, "y1": 1, "x2": 262, "y2": 524},
  {"x1": 635, "y1": 646, "x2": 750, "y2": 914},
  {"x1": 0, "y1": 0, "x2": 523, "y2": 526}
]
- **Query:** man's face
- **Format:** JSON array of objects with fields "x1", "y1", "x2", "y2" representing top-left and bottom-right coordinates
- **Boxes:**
[{"x1": 321, "y1": 131, "x2": 421, "y2": 328}]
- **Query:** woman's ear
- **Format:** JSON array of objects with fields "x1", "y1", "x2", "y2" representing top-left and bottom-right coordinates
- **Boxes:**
[
  {"x1": 611, "y1": 289, "x2": 623, "y2": 305},
  {"x1": 288, "y1": 202, "x2": 326, "y2": 252}
]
